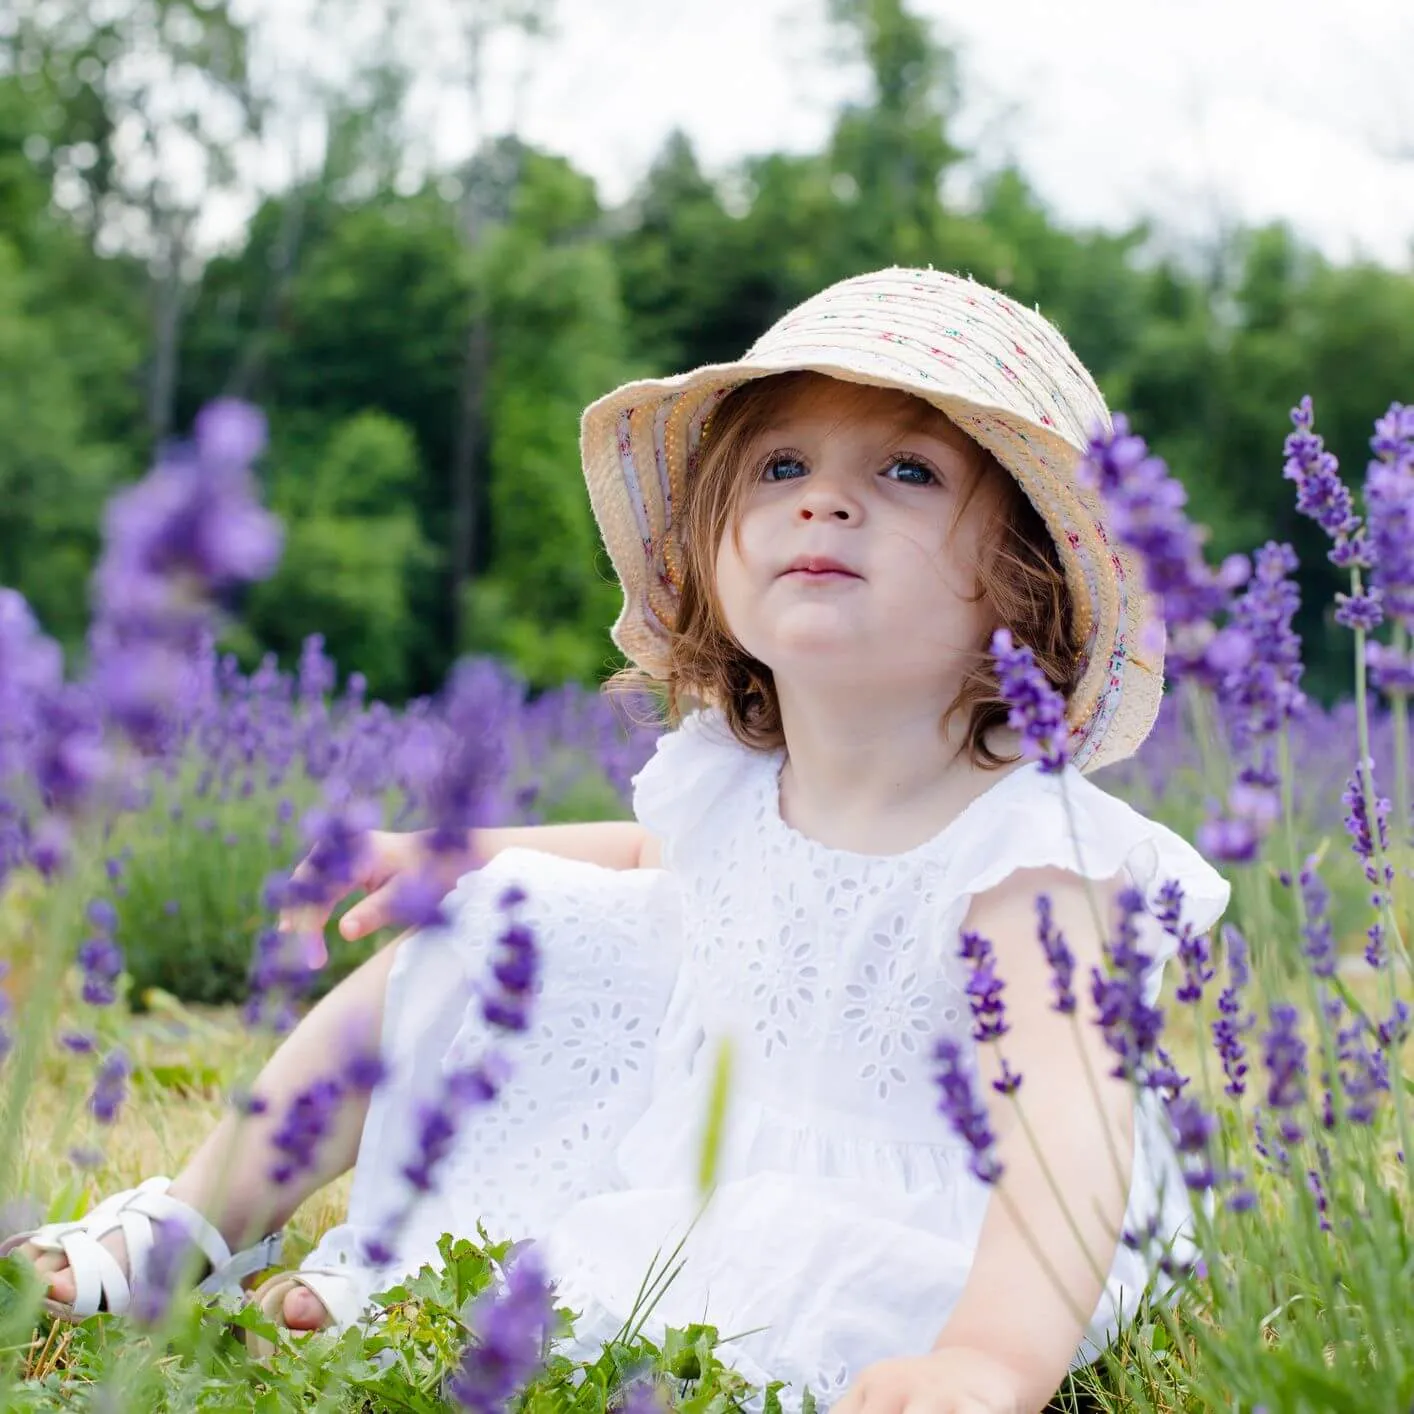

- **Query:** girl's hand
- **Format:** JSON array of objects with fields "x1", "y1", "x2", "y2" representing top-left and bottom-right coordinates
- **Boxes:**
[
  {"x1": 279, "y1": 829, "x2": 470, "y2": 962},
  {"x1": 832, "y1": 1348, "x2": 1027, "y2": 1414}
]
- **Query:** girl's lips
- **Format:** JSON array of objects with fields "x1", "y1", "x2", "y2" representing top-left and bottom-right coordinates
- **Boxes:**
[{"x1": 782, "y1": 556, "x2": 861, "y2": 578}]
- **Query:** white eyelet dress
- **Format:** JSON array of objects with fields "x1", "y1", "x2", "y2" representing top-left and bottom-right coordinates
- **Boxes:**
[{"x1": 302, "y1": 710, "x2": 1230, "y2": 1406}]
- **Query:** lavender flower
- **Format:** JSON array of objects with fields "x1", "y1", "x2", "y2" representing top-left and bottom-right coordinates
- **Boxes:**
[
  {"x1": 1366, "y1": 402, "x2": 1414, "y2": 627},
  {"x1": 392, "y1": 870, "x2": 453, "y2": 931},
  {"x1": 959, "y1": 930, "x2": 1008, "y2": 1042},
  {"x1": 1335, "y1": 1013, "x2": 1386, "y2": 1127},
  {"x1": 90, "y1": 400, "x2": 282, "y2": 754},
  {"x1": 1034, "y1": 894, "x2": 1076, "y2": 1015},
  {"x1": 298, "y1": 634, "x2": 337, "y2": 705},
  {"x1": 1165, "y1": 1094, "x2": 1218, "y2": 1192},
  {"x1": 1296, "y1": 859, "x2": 1337, "y2": 980},
  {"x1": 0, "y1": 588, "x2": 63, "y2": 783},
  {"x1": 269, "y1": 1077, "x2": 346, "y2": 1186},
  {"x1": 1154, "y1": 878, "x2": 1214, "y2": 1005},
  {"x1": 480, "y1": 890, "x2": 540, "y2": 1034},
  {"x1": 1210, "y1": 927, "x2": 1255, "y2": 1102},
  {"x1": 1365, "y1": 640, "x2": 1414, "y2": 695},
  {"x1": 989, "y1": 629, "x2": 1068, "y2": 772},
  {"x1": 1077, "y1": 418, "x2": 1235, "y2": 679},
  {"x1": 1284, "y1": 397, "x2": 1367, "y2": 565},
  {"x1": 1377, "y1": 1000, "x2": 1410, "y2": 1052},
  {"x1": 616, "y1": 1379, "x2": 668, "y2": 1414},
  {"x1": 89, "y1": 1049, "x2": 131, "y2": 1124},
  {"x1": 1306, "y1": 1166, "x2": 1331, "y2": 1233},
  {"x1": 77, "y1": 896, "x2": 124, "y2": 1007},
  {"x1": 1195, "y1": 814, "x2": 1262, "y2": 866},
  {"x1": 446, "y1": 1247, "x2": 556, "y2": 1414},
  {"x1": 1334, "y1": 588, "x2": 1384, "y2": 633},
  {"x1": 129, "y1": 1217, "x2": 198, "y2": 1326},
  {"x1": 419, "y1": 661, "x2": 517, "y2": 857},
  {"x1": 933, "y1": 1038, "x2": 1003, "y2": 1184},
  {"x1": 1262, "y1": 1003, "x2": 1308, "y2": 1146},
  {"x1": 1219, "y1": 542, "x2": 1306, "y2": 747},
  {"x1": 1090, "y1": 889, "x2": 1164, "y2": 1085},
  {"x1": 1342, "y1": 760, "x2": 1392, "y2": 886}
]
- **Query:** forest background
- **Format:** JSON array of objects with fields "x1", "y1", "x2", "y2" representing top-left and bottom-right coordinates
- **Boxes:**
[{"x1": 6, "y1": 0, "x2": 1414, "y2": 705}]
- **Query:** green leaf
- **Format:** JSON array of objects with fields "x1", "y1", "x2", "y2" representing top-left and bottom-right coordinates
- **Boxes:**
[{"x1": 697, "y1": 1039, "x2": 734, "y2": 1194}]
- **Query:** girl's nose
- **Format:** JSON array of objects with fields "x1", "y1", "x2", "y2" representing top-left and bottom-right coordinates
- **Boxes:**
[{"x1": 796, "y1": 479, "x2": 859, "y2": 523}]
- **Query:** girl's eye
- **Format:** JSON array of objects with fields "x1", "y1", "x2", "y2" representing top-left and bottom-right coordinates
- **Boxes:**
[
  {"x1": 761, "y1": 454, "x2": 808, "y2": 483},
  {"x1": 883, "y1": 458, "x2": 938, "y2": 487}
]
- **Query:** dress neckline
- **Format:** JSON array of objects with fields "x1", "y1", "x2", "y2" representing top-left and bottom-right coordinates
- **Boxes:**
[{"x1": 762, "y1": 750, "x2": 1046, "y2": 867}]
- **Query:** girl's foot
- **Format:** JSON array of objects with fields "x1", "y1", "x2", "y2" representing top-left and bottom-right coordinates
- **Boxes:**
[
  {"x1": 1, "y1": 1179, "x2": 283, "y2": 1319},
  {"x1": 15, "y1": 1221, "x2": 328, "y2": 1331},
  {"x1": 281, "y1": 1284, "x2": 331, "y2": 1330}
]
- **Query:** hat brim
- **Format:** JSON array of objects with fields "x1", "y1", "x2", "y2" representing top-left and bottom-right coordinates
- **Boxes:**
[{"x1": 581, "y1": 353, "x2": 1162, "y2": 774}]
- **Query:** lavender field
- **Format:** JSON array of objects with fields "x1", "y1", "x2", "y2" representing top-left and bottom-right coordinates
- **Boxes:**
[{"x1": 0, "y1": 394, "x2": 1411, "y2": 1414}]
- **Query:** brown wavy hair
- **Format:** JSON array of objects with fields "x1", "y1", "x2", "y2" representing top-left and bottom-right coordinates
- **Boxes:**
[{"x1": 614, "y1": 372, "x2": 1083, "y2": 769}]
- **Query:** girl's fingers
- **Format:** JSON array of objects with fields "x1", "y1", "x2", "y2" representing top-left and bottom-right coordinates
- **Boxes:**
[
  {"x1": 340, "y1": 880, "x2": 397, "y2": 939},
  {"x1": 280, "y1": 834, "x2": 397, "y2": 936}
]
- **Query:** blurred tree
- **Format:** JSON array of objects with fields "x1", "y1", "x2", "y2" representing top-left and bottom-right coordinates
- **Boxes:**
[
  {"x1": 3, "y1": 0, "x2": 1413, "y2": 701},
  {"x1": 1, "y1": 0, "x2": 262, "y2": 440},
  {"x1": 462, "y1": 150, "x2": 632, "y2": 686},
  {"x1": 241, "y1": 411, "x2": 437, "y2": 699},
  {"x1": 0, "y1": 238, "x2": 123, "y2": 646}
]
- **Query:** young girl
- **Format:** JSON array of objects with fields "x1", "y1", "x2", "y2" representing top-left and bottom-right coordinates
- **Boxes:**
[{"x1": 9, "y1": 268, "x2": 1229, "y2": 1413}]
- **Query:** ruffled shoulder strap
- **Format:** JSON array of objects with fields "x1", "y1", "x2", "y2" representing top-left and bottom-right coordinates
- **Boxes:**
[
  {"x1": 941, "y1": 765, "x2": 1231, "y2": 993},
  {"x1": 632, "y1": 708, "x2": 774, "y2": 865}
]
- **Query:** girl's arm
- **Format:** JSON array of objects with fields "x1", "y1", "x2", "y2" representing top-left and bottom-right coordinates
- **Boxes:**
[
  {"x1": 928, "y1": 866, "x2": 1132, "y2": 1411},
  {"x1": 328, "y1": 822, "x2": 662, "y2": 941},
  {"x1": 473, "y1": 821, "x2": 660, "y2": 871}
]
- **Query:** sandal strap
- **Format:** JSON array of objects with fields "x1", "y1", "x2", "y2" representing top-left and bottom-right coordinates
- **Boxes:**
[
  {"x1": 119, "y1": 1183, "x2": 236, "y2": 1276},
  {"x1": 9, "y1": 1177, "x2": 285, "y2": 1316},
  {"x1": 55, "y1": 1228, "x2": 131, "y2": 1318},
  {"x1": 197, "y1": 1230, "x2": 284, "y2": 1294}
]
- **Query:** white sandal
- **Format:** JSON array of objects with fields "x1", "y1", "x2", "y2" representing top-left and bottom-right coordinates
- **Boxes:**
[
  {"x1": 242, "y1": 1267, "x2": 371, "y2": 1357},
  {"x1": 0, "y1": 1176, "x2": 283, "y2": 1320}
]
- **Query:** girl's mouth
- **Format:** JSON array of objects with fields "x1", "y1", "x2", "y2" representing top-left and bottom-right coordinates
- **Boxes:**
[{"x1": 782, "y1": 556, "x2": 861, "y2": 579}]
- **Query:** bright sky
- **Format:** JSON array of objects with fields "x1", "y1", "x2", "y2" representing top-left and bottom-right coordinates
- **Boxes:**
[{"x1": 219, "y1": 0, "x2": 1414, "y2": 269}]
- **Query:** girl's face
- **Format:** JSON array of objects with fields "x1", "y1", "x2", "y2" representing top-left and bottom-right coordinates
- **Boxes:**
[{"x1": 713, "y1": 377, "x2": 1000, "y2": 702}]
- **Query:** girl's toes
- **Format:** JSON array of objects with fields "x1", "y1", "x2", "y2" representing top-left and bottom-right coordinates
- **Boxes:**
[
  {"x1": 282, "y1": 1285, "x2": 330, "y2": 1331},
  {"x1": 46, "y1": 1267, "x2": 78, "y2": 1305}
]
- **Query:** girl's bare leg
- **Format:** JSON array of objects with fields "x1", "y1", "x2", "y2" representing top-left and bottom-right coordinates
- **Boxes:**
[{"x1": 28, "y1": 934, "x2": 409, "y2": 1318}]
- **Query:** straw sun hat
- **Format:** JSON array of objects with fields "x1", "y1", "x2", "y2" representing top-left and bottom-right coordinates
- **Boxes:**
[{"x1": 580, "y1": 266, "x2": 1161, "y2": 773}]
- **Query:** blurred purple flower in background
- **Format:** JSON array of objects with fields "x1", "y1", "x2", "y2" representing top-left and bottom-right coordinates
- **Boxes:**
[
  {"x1": 1261, "y1": 1004, "x2": 1308, "y2": 1148},
  {"x1": 90, "y1": 400, "x2": 282, "y2": 757},
  {"x1": 88, "y1": 1049, "x2": 131, "y2": 1125},
  {"x1": 446, "y1": 1246, "x2": 557, "y2": 1414},
  {"x1": 129, "y1": 1217, "x2": 198, "y2": 1327}
]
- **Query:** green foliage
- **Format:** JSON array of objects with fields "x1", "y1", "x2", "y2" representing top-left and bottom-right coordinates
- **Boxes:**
[
  {"x1": 244, "y1": 411, "x2": 439, "y2": 700},
  {"x1": 99, "y1": 760, "x2": 363, "y2": 1008},
  {"x1": 0, "y1": 237, "x2": 126, "y2": 650},
  {"x1": 461, "y1": 156, "x2": 630, "y2": 686},
  {"x1": 5, "y1": 0, "x2": 1414, "y2": 698},
  {"x1": 0, "y1": 1231, "x2": 766, "y2": 1412}
]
